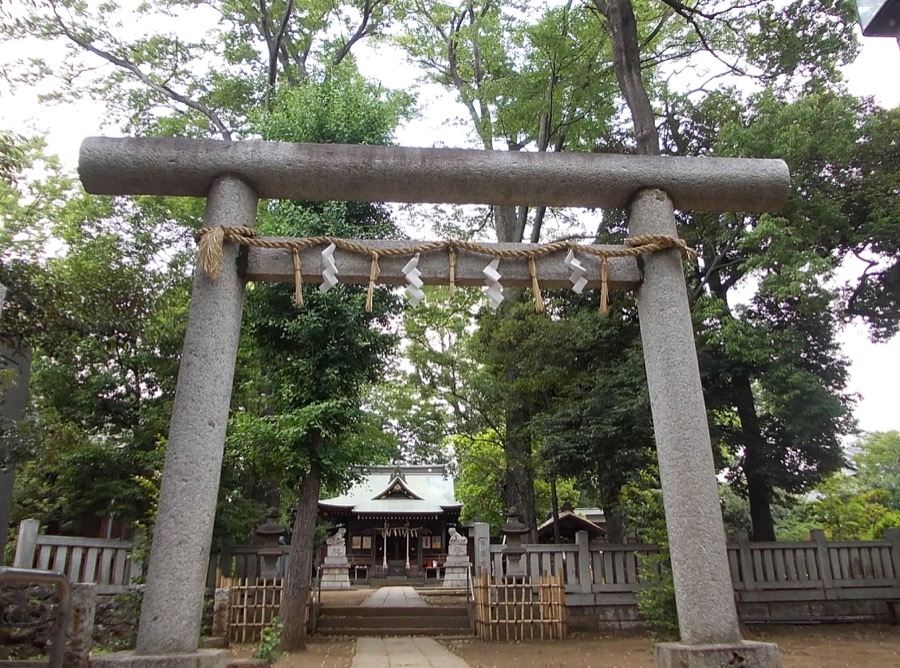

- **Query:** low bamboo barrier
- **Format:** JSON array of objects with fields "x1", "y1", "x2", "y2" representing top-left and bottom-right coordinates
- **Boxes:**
[
  {"x1": 473, "y1": 571, "x2": 566, "y2": 641},
  {"x1": 225, "y1": 577, "x2": 283, "y2": 644}
]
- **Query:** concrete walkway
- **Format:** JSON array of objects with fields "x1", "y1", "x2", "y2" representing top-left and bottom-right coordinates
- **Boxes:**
[
  {"x1": 351, "y1": 637, "x2": 471, "y2": 668},
  {"x1": 360, "y1": 585, "x2": 427, "y2": 607},
  {"x1": 351, "y1": 587, "x2": 471, "y2": 667}
]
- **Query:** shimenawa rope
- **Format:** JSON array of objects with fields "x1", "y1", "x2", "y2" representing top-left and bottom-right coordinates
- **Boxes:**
[{"x1": 195, "y1": 228, "x2": 696, "y2": 313}]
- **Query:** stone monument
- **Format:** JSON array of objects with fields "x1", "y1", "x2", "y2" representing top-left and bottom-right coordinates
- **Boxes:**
[
  {"x1": 443, "y1": 527, "x2": 470, "y2": 588},
  {"x1": 320, "y1": 527, "x2": 350, "y2": 590}
]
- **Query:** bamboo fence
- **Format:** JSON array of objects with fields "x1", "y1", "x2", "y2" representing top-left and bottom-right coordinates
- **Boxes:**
[
  {"x1": 226, "y1": 577, "x2": 283, "y2": 644},
  {"x1": 473, "y1": 571, "x2": 566, "y2": 641}
]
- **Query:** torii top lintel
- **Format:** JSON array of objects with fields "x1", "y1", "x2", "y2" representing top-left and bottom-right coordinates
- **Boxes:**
[{"x1": 78, "y1": 137, "x2": 790, "y2": 213}]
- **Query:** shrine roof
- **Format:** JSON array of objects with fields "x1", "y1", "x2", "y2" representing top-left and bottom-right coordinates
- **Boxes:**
[
  {"x1": 536, "y1": 510, "x2": 606, "y2": 539},
  {"x1": 319, "y1": 465, "x2": 461, "y2": 515}
]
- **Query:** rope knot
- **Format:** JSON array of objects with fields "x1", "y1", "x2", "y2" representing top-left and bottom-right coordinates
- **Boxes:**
[{"x1": 196, "y1": 226, "x2": 258, "y2": 279}]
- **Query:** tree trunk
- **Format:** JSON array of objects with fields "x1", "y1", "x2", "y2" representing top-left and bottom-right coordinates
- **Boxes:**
[
  {"x1": 596, "y1": 0, "x2": 660, "y2": 156},
  {"x1": 550, "y1": 476, "x2": 561, "y2": 545},
  {"x1": 731, "y1": 375, "x2": 776, "y2": 541},
  {"x1": 278, "y1": 451, "x2": 322, "y2": 651},
  {"x1": 493, "y1": 198, "x2": 538, "y2": 541}
]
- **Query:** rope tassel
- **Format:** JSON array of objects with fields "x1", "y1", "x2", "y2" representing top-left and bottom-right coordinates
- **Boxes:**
[
  {"x1": 529, "y1": 256, "x2": 545, "y2": 313},
  {"x1": 197, "y1": 226, "x2": 225, "y2": 279},
  {"x1": 366, "y1": 253, "x2": 380, "y2": 313},
  {"x1": 599, "y1": 257, "x2": 609, "y2": 316},
  {"x1": 292, "y1": 249, "x2": 303, "y2": 307}
]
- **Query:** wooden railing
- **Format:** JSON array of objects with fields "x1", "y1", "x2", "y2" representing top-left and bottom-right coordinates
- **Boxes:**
[
  {"x1": 13, "y1": 519, "x2": 139, "y2": 594},
  {"x1": 15, "y1": 516, "x2": 900, "y2": 615},
  {"x1": 487, "y1": 528, "x2": 900, "y2": 611}
]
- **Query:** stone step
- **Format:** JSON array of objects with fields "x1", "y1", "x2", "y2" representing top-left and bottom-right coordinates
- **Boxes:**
[
  {"x1": 316, "y1": 614, "x2": 471, "y2": 631},
  {"x1": 318, "y1": 605, "x2": 468, "y2": 618},
  {"x1": 314, "y1": 604, "x2": 473, "y2": 636},
  {"x1": 315, "y1": 625, "x2": 472, "y2": 637}
]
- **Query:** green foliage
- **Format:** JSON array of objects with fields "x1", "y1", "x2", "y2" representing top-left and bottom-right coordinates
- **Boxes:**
[
  {"x1": 1, "y1": 145, "x2": 196, "y2": 531},
  {"x1": 771, "y1": 432, "x2": 900, "y2": 541},
  {"x1": 253, "y1": 616, "x2": 284, "y2": 664},
  {"x1": 619, "y1": 466, "x2": 678, "y2": 637},
  {"x1": 853, "y1": 431, "x2": 900, "y2": 509}
]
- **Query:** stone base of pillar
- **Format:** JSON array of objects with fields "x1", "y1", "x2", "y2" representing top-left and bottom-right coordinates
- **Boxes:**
[
  {"x1": 442, "y1": 565, "x2": 470, "y2": 588},
  {"x1": 319, "y1": 564, "x2": 351, "y2": 590},
  {"x1": 654, "y1": 641, "x2": 781, "y2": 668},
  {"x1": 90, "y1": 649, "x2": 226, "y2": 668}
]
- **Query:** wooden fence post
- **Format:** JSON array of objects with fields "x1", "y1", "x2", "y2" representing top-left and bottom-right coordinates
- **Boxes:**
[
  {"x1": 883, "y1": 528, "x2": 900, "y2": 578},
  {"x1": 13, "y1": 518, "x2": 39, "y2": 568},
  {"x1": 575, "y1": 531, "x2": 592, "y2": 593},
  {"x1": 810, "y1": 529, "x2": 834, "y2": 591},
  {"x1": 735, "y1": 530, "x2": 755, "y2": 591},
  {"x1": 129, "y1": 529, "x2": 145, "y2": 584}
]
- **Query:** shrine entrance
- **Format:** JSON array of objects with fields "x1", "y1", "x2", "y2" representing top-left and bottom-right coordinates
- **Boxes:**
[{"x1": 79, "y1": 136, "x2": 788, "y2": 668}]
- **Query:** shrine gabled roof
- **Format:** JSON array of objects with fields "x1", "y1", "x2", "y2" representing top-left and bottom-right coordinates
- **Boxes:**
[
  {"x1": 319, "y1": 465, "x2": 461, "y2": 515},
  {"x1": 536, "y1": 510, "x2": 606, "y2": 538}
]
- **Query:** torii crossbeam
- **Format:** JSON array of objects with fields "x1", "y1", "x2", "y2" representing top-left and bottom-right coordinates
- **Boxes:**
[{"x1": 80, "y1": 137, "x2": 787, "y2": 668}]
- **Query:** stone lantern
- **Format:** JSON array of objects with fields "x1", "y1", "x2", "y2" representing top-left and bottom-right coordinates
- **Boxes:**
[
  {"x1": 501, "y1": 506, "x2": 529, "y2": 581},
  {"x1": 254, "y1": 508, "x2": 286, "y2": 579},
  {"x1": 854, "y1": 0, "x2": 900, "y2": 37}
]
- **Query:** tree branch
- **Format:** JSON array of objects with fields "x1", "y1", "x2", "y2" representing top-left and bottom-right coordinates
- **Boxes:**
[{"x1": 51, "y1": 6, "x2": 232, "y2": 140}]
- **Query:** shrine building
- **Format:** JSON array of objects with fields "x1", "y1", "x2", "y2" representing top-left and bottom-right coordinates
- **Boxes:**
[{"x1": 317, "y1": 465, "x2": 463, "y2": 579}]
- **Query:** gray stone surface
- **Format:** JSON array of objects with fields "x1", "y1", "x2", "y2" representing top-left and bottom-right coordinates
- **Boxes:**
[
  {"x1": 64, "y1": 583, "x2": 97, "y2": 668},
  {"x1": 210, "y1": 587, "x2": 230, "y2": 639},
  {"x1": 472, "y1": 523, "x2": 490, "y2": 578},
  {"x1": 79, "y1": 137, "x2": 790, "y2": 213},
  {"x1": 135, "y1": 176, "x2": 259, "y2": 655},
  {"x1": 89, "y1": 650, "x2": 226, "y2": 668},
  {"x1": 319, "y1": 565, "x2": 351, "y2": 590},
  {"x1": 361, "y1": 586, "x2": 426, "y2": 608},
  {"x1": 351, "y1": 637, "x2": 471, "y2": 668},
  {"x1": 628, "y1": 189, "x2": 742, "y2": 646},
  {"x1": 654, "y1": 641, "x2": 781, "y2": 668},
  {"x1": 246, "y1": 241, "x2": 641, "y2": 291},
  {"x1": 442, "y1": 566, "x2": 469, "y2": 588}
]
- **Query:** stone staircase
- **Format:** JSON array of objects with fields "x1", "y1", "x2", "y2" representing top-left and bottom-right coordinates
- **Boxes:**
[{"x1": 313, "y1": 604, "x2": 473, "y2": 637}]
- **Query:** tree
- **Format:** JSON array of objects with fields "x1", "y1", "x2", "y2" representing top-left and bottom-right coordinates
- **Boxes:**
[
  {"x1": 852, "y1": 431, "x2": 900, "y2": 510},
  {"x1": 239, "y1": 69, "x2": 408, "y2": 650},
  {"x1": 2, "y1": 181, "x2": 197, "y2": 533},
  {"x1": 393, "y1": 0, "x2": 622, "y2": 534},
  {"x1": 594, "y1": 0, "x2": 853, "y2": 540}
]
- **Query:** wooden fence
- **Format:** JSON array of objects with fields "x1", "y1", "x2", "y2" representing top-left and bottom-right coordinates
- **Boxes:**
[
  {"x1": 13, "y1": 517, "x2": 900, "y2": 626},
  {"x1": 486, "y1": 528, "x2": 900, "y2": 625},
  {"x1": 12, "y1": 519, "x2": 138, "y2": 594},
  {"x1": 224, "y1": 577, "x2": 283, "y2": 645},
  {"x1": 473, "y1": 571, "x2": 566, "y2": 641}
]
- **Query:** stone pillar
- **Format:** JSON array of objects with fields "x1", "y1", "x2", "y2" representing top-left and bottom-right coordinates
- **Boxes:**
[
  {"x1": 128, "y1": 175, "x2": 257, "y2": 664},
  {"x1": 211, "y1": 587, "x2": 231, "y2": 640},
  {"x1": 63, "y1": 583, "x2": 96, "y2": 668},
  {"x1": 629, "y1": 190, "x2": 779, "y2": 667},
  {"x1": 13, "y1": 518, "x2": 39, "y2": 568},
  {"x1": 473, "y1": 523, "x2": 490, "y2": 577}
]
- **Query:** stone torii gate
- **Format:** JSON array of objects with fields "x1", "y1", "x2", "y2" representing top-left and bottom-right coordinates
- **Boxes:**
[{"x1": 80, "y1": 137, "x2": 787, "y2": 668}]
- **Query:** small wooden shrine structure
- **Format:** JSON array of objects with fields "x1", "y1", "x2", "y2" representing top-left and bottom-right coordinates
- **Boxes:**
[{"x1": 318, "y1": 465, "x2": 462, "y2": 578}]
